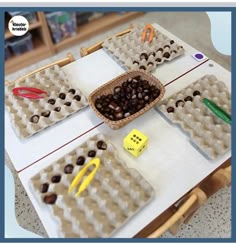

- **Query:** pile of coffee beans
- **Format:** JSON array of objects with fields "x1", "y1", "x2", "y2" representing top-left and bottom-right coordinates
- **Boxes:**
[{"x1": 94, "y1": 76, "x2": 161, "y2": 121}]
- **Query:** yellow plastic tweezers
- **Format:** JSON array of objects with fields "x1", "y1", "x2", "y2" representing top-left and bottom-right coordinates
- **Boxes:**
[{"x1": 68, "y1": 157, "x2": 100, "y2": 197}]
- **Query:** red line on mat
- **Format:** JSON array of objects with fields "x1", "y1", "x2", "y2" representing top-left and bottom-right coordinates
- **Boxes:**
[
  {"x1": 17, "y1": 122, "x2": 104, "y2": 173},
  {"x1": 164, "y1": 59, "x2": 209, "y2": 87},
  {"x1": 17, "y1": 59, "x2": 209, "y2": 173}
]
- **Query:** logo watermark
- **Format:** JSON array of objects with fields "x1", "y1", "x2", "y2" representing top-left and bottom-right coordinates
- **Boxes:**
[{"x1": 8, "y1": 16, "x2": 29, "y2": 36}]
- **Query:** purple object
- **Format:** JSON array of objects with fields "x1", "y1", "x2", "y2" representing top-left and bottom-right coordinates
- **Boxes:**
[{"x1": 195, "y1": 53, "x2": 204, "y2": 59}]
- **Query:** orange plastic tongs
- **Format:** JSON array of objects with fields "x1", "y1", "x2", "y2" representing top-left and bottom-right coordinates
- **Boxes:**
[{"x1": 142, "y1": 24, "x2": 154, "y2": 44}]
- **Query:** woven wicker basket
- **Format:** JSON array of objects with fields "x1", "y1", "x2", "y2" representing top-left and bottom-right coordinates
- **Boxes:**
[{"x1": 88, "y1": 70, "x2": 165, "y2": 129}]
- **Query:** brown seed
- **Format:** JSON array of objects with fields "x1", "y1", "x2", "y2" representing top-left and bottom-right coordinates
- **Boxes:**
[
  {"x1": 59, "y1": 93, "x2": 66, "y2": 100},
  {"x1": 175, "y1": 100, "x2": 185, "y2": 107},
  {"x1": 114, "y1": 86, "x2": 122, "y2": 93},
  {"x1": 140, "y1": 53, "x2": 148, "y2": 60},
  {"x1": 43, "y1": 193, "x2": 57, "y2": 204},
  {"x1": 184, "y1": 96, "x2": 193, "y2": 102},
  {"x1": 167, "y1": 107, "x2": 175, "y2": 113},
  {"x1": 48, "y1": 99, "x2": 56, "y2": 105},
  {"x1": 97, "y1": 141, "x2": 107, "y2": 150},
  {"x1": 193, "y1": 90, "x2": 201, "y2": 96},
  {"x1": 64, "y1": 102, "x2": 71, "y2": 106},
  {"x1": 88, "y1": 150, "x2": 96, "y2": 157},
  {"x1": 155, "y1": 58, "x2": 162, "y2": 62},
  {"x1": 68, "y1": 89, "x2": 76, "y2": 94},
  {"x1": 40, "y1": 183, "x2": 49, "y2": 193},
  {"x1": 73, "y1": 95, "x2": 81, "y2": 101},
  {"x1": 114, "y1": 112, "x2": 123, "y2": 120},
  {"x1": 164, "y1": 45, "x2": 170, "y2": 49},
  {"x1": 76, "y1": 156, "x2": 85, "y2": 165},
  {"x1": 30, "y1": 115, "x2": 39, "y2": 123},
  {"x1": 163, "y1": 52, "x2": 170, "y2": 58},
  {"x1": 41, "y1": 110, "x2": 51, "y2": 117},
  {"x1": 64, "y1": 164, "x2": 74, "y2": 174},
  {"x1": 51, "y1": 175, "x2": 61, "y2": 183},
  {"x1": 133, "y1": 60, "x2": 139, "y2": 65},
  {"x1": 54, "y1": 107, "x2": 61, "y2": 112}
]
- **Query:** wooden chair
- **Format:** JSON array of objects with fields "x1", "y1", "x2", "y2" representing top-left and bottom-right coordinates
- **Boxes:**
[
  {"x1": 148, "y1": 165, "x2": 231, "y2": 238},
  {"x1": 5, "y1": 53, "x2": 75, "y2": 85}
]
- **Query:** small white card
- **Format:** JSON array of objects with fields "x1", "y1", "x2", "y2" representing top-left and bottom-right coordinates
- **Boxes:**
[{"x1": 192, "y1": 52, "x2": 207, "y2": 62}]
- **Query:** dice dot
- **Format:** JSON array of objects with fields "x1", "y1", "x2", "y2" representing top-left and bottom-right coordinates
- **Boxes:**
[
  {"x1": 133, "y1": 134, "x2": 136, "y2": 137},
  {"x1": 139, "y1": 138, "x2": 142, "y2": 141}
]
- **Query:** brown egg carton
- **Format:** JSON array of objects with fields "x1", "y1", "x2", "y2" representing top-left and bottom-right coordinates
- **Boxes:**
[
  {"x1": 5, "y1": 65, "x2": 88, "y2": 139},
  {"x1": 158, "y1": 75, "x2": 231, "y2": 159},
  {"x1": 29, "y1": 134, "x2": 154, "y2": 238},
  {"x1": 102, "y1": 24, "x2": 184, "y2": 73}
]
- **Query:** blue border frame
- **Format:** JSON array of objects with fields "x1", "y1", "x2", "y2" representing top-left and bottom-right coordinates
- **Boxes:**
[{"x1": 2, "y1": 6, "x2": 234, "y2": 242}]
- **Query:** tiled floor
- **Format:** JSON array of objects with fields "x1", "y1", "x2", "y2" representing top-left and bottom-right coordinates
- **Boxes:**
[{"x1": 5, "y1": 12, "x2": 231, "y2": 238}]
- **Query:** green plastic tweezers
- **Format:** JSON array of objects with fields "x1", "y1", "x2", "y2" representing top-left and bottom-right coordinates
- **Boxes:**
[{"x1": 203, "y1": 98, "x2": 231, "y2": 125}]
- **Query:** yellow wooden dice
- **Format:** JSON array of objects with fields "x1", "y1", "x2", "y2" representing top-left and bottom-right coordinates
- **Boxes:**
[{"x1": 123, "y1": 129, "x2": 148, "y2": 157}]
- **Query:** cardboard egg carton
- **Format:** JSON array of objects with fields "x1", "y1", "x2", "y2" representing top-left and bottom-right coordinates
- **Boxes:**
[
  {"x1": 158, "y1": 75, "x2": 231, "y2": 159},
  {"x1": 29, "y1": 134, "x2": 154, "y2": 238},
  {"x1": 102, "y1": 24, "x2": 184, "y2": 73},
  {"x1": 5, "y1": 65, "x2": 88, "y2": 139}
]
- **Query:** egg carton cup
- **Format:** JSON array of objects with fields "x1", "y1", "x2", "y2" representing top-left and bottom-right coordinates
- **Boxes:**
[
  {"x1": 158, "y1": 74, "x2": 231, "y2": 159},
  {"x1": 5, "y1": 65, "x2": 88, "y2": 139},
  {"x1": 102, "y1": 24, "x2": 184, "y2": 73},
  {"x1": 29, "y1": 134, "x2": 154, "y2": 238}
]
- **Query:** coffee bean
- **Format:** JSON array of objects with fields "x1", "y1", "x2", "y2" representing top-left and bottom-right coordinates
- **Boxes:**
[
  {"x1": 167, "y1": 107, "x2": 175, "y2": 113},
  {"x1": 163, "y1": 52, "x2": 170, "y2": 58},
  {"x1": 64, "y1": 102, "x2": 71, "y2": 106},
  {"x1": 140, "y1": 53, "x2": 148, "y2": 60},
  {"x1": 48, "y1": 99, "x2": 56, "y2": 105},
  {"x1": 43, "y1": 193, "x2": 57, "y2": 204},
  {"x1": 64, "y1": 164, "x2": 74, "y2": 174},
  {"x1": 193, "y1": 90, "x2": 201, "y2": 96},
  {"x1": 176, "y1": 100, "x2": 185, "y2": 107},
  {"x1": 122, "y1": 81, "x2": 128, "y2": 88},
  {"x1": 97, "y1": 140, "x2": 107, "y2": 150},
  {"x1": 68, "y1": 89, "x2": 76, "y2": 94},
  {"x1": 59, "y1": 93, "x2": 66, "y2": 100},
  {"x1": 73, "y1": 95, "x2": 81, "y2": 101},
  {"x1": 54, "y1": 107, "x2": 61, "y2": 112},
  {"x1": 30, "y1": 115, "x2": 39, "y2": 123},
  {"x1": 41, "y1": 110, "x2": 51, "y2": 117},
  {"x1": 184, "y1": 96, "x2": 193, "y2": 102},
  {"x1": 88, "y1": 150, "x2": 96, "y2": 157},
  {"x1": 51, "y1": 175, "x2": 61, "y2": 183},
  {"x1": 40, "y1": 183, "x2": 49, "y2": 193},
  {"x1": 76, "y1": 156, "x2": 85, "y2": 165}
]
